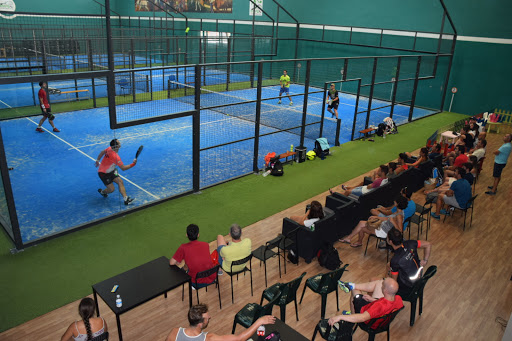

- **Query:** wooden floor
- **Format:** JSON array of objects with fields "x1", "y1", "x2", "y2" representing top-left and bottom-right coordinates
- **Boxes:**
[{"x1": 1, "y1": 132, "x2": 511, "y2": 341}]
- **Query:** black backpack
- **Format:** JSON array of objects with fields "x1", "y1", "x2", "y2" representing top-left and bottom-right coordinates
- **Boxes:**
[
  {"x1": 376, "y1": 123, "x2": 387, "y2": 137},
  {"x1": 318, "y1": 244, "x2": 342, "y2": 270},
  {"x1": 269, "y1": 156, "x2": 284, "y2": 176}
]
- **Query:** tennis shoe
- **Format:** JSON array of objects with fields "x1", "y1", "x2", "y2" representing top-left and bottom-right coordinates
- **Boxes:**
[
  {"x1": 53, "y1": 128, "x2": 60, "y2": 132},
  {"x1": 289, "y1": 101, "x2": 293, "y2": 106},
  {"x1": 124, "y1": 197, "x2": 135, "y2": 205},
  {"x1": 487, "y1": 186, "x2": 497, "y2": 192},
  {"x1": 338, "y1": 280, "x2": 353, "y2": 293},
  {"x1": 278, "y1": 100, "x2": 282, "y2": 104},
  {"x1": 98, "y1": 189, "x2": 108, "y2": 198},
  {"x1": 440, "y1": 208, "x2": 450, "y2": 215},
  {"x1": 35, "y1": 127, "x2": 44, "y2": 133},
  {"x1": 431, "y1": 212, "x2": 440, "y2": 220}
]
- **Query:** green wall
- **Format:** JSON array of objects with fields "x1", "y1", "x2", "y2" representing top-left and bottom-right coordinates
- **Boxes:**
[{"x1": 13, "y1": 0, "x2": 102, "y2": 14}]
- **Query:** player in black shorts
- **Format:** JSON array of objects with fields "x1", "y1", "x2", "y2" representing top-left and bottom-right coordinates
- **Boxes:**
[{"x1": 326, "y1": 83, "x2": 340, "y2": 119}]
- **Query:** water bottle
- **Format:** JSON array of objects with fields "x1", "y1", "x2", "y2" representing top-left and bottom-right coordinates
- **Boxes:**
[
  {"x1": 257, "y1": 325, "x2": 265, "y2": 337},
  {"x1": 116, "y1": 295, "x2": 122, "y2": 308},
  {"x1": 290, "y1": 144, "x2": 294, "y2": 152}
]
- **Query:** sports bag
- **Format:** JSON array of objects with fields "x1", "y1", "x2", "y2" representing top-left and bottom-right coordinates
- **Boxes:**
[{"x1": 318, "y1": 244, "x2": 342, "y2": 270}]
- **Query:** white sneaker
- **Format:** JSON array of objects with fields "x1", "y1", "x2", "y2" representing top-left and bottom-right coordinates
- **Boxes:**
[
  {"x1": 278, "y1": 100, "x2": 282, "y2": 104},
  {"x1": 218, "y1": 269, "x2": 223, "y2": 275},
  {"x1": 289, "y1": 102, "x2": 293, "y2": 106}
]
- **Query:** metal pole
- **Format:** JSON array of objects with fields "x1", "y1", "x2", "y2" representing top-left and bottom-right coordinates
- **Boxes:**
[
  {"x1": 351, "y1": 79, "x2": 361, "y2": 141},
  {"x1": 226, "y1": 37, "x2": 231, "y2": 91},
  {"x1": 365, "y1": 58, "x2": 378, "y2": 130},
  {"x1": 105, "y1": 0, "x2": 118, "y2": 129},
  {"x1": 253, "y1": 62, "x2": 263, "y2": 173},
  {"x1": 390, "y1": 57, "x2": 401, "y2": 118},
  {"x1": 192, "y1": 65, "x2": 201, "y2": 192},
  {"x1": 408, "y1": 56, "x2": 422, "y2": 122},
  {"x1": 320, "y1": 82, "x2": 327, "y2": 137},
  {"x1": 448, "y1": 92, "x2": 455, "y2": 112},
  {"x1": 300, "y1": 60, "x2": 311, "y2": 147}
]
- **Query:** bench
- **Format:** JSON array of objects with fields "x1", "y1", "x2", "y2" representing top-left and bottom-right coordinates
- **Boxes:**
[
  {"x1": 279, "y1": 151, "x2": 296, "y2": 164},
  {"x1": 359, "y1": 128, "x2": 376, "y2": 141}
]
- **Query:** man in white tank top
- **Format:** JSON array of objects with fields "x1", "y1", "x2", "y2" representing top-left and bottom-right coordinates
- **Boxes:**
[{"x1": 165, "y1": 304, "x2": 275, "y2": 341}]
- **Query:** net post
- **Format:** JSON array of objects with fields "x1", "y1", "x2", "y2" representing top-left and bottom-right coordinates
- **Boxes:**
[
  {"x1": 193, "y1": 65, "x2": 201, "y2": 192},
  {"x1": 253, "y1": 62, "x2": 263, "y2": 173},
  {"x1": 226, "y1": 37, "x2": 231, "y2": 91},
  {"x1": 167, "y1": 79, "x2": 171, "y2": 98},
  {"x1": 351, "y1": 79, "x2": 361, "y2": 141},
  {"x1": 105, "y1": 0, "x2": 118, "y2": 129},
  {"x1": 408, "y1": 56, "x2": 422, "y2": 122},
  {"x1": 92, "y1": 78, "x2": 97, "y2": 108},
  {"x1": 335, "y1": 119, "x2": 341, "y2": 147},
  {"x1": 365, "y1": 57, "x2": 378, "y2": 130},
  {"x1": 300, "y1": 60, "x2": 311, "y2": 147},
  {"x1": 131, "y1": 71, "x2": 136, "y2": 103}
]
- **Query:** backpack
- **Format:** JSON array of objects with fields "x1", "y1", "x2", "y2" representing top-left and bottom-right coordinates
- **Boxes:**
[
  {"x1": 317, "y1": 244, "x2": 342, "y2": 270},
  {"x1": 376, "y1": 123, "x2": 387, "y2": 137},
  {"x1": 314, "y1": 138, "x2": 330, "y2": 160},
  {"x1": 268, "y1": 156, "x2": 284, "y2": 176}
]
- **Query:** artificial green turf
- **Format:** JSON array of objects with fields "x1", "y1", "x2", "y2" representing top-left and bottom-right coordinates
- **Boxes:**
[{"x1": 0, "y1": 111, "x2": 467, "y2": 331}]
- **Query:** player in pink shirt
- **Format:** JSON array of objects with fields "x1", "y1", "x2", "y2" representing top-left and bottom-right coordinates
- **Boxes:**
[
  {"x1": 95, "y1": 139, "x2": 137, "y2": 205},
  {"x1": 35, "y1": 81, "x2": 60, "y2": 133}
]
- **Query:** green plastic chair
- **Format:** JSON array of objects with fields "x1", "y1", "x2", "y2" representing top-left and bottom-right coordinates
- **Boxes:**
[
  {"x1": 231, "y1": 289, "x2": 281, "y2": 333},
  {"x1": 259, "y1": 271, "x2": 306, "y2": 322},
  {"x1": 299, "y1": 264, "x2": 349, "y2": 319},
  {"x1": 312, "y1": 319, "x2": 354, "y2": 341}
]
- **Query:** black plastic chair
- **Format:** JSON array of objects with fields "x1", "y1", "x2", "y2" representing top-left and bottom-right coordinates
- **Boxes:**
[
  {"x1": 181, "y1": 264, "x2": 221, "y2": 309},
  {"x1": 252, "y1": 238, "x2": 281, "y2": 287},
  {"x1": 442, "y1": 194, "x2": 477, "y2": 230},
  {"x1": 299, "y1": 264, "x2": 349, "y2": 319},
  {"x1": 354, "y1": 307, "x2": 404, "y2": 341},
  {"x1": 225, "y1": 253, "x2": 253, "y2": 304},
  {"x1": 260, "y1": 271, "x2": 306, "y2": 322},
  {"x1": 412, "y1": 196, "x2": 434, "y2": 240},
  {"x1": 278, "y1": 227, "x2": 299, "y2": 268},
  {"x1": 232, "y1": 289, "x2": 281, "y2": 333},
  {"x1": 400, "y1": 265, "x2": 437, "y2": 326},
  {"x1": 364, "y1": 234, "x2": 390, "y2": 262},
  {"x1": 90, "y1": 331, "x2": 109, "y2": 341},
  {"x1": 312, "y1": 319, "x2": 354, "y2": 341}
]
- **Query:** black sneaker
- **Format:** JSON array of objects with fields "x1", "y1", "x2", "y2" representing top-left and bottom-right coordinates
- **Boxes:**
[
  {"x1": 98, "y1": 189, "x2": 108, "y2": 198},
  {"x1": 124, "y1": 197, "x2": 135, "y2": 205},
  {"x1": 487, "y1": 186, "x2": 497, "y2": 192}
]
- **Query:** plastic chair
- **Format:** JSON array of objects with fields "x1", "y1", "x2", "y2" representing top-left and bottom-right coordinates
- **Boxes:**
[
  {"x1": 232, "y1": 289, "x2": 281, "y2": 333},
  {"x1": 260, "y1": 272, "x2": 306, "y2": 322},
  {"x1": 476, "y1": 156, "x2": 485, "y2": 179},
  {"x1": 252, "y1": 238, "x2": 281, "y2": 287},
  {"x1": 442, "y1": 194, "x2": 477, "y2": 231},
  {"x1": 225, "y1": 253, "x2": 253, "y2": 304},
  {"x1": 400, "y1": 265, "x2": 437, "y2": 326},
  {"x1": 312, "y1": 319, "x2": 354, "y2": 341},
  {"x1": 354, "y1": 307, "x2": 404, "y2": 341},
  {"x1": 277, "y1": 227, "x2": 299, "y2": 268},
  {"x1": 181, "y1": 264, "x2": 221, "y2": 309},
  {"x1": 90, "y1": 331, "x2": 109, "y2": 341},
  {"x1": 299, "y1": 264, "x2": 349, "y2": 319},
  {"x1": 364, "y1": 234, "x2": 390, "y2": 262},
  {"x1": 410, "y1": 196, "x2": 434, "y2": 240}
]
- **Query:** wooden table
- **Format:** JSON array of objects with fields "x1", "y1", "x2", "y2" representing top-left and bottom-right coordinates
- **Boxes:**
[{"x1": 92, "y1": 256, "x2": 191, "y2": 341}]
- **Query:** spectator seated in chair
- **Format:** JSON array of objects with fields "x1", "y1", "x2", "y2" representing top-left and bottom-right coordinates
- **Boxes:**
[
  {"x1": 394, "y1": 153, "x2": 410, "y2": 175},
  {"x1": 339, "y1": 195, "x2": 408, "y2": 248},
  {"x1": 326, "y1": 278, "x2": 403, "y2": 328},
  {"x1": 441, "y1": 162, "x2": 475, "y2": 186},
  {"x1": 216, "y1": 224, "x2": 252, "y2": 273},
  {"x1": 430, "y1": 167, "x2": 472, "y2": 220},
  {"x1": 404, "y1": 147, "x2": 429, "y2": 168},
  {"x1": 386, "y1": 228, "x2": 432, "y2": 298},
  {"x1": 370, "y1": 187, "x2": 416, "y2": 232},
  {"x1": 468, "y1": 139, "x2": 487, "y2": 161},
  {"x1": 428, "y1": 144, "x2": 442, "y2": 161},
  {"x1": 333, "y1": 164, "x2": 388, "y2": 198},
  {"x1": 290, "y1": 200, "x2": 324, "y2": 228},
  {"x1": 170, "y1": 224, "x2": 216, "y2": 289},
  {"x1": 445, "y1": 145, "x2": 468, "y2": 169}
]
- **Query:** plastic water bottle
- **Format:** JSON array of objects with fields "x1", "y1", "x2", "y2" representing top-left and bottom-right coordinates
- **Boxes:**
[
  {"x1": 116, "y1": 295, "x2": 122, "y2": 308},
  {"x1": 290, "y1": 144, "x2": 294, "y2": 152},
  {"x1": 257, "y1": 325, "x2": 265, "y2": 337}
]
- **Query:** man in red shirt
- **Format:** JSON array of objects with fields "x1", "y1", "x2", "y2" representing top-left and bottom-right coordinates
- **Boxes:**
[
  {"x1": 170, "y1": 224, "x2": 216, "y2": 288},
  {"x1": 95, "y1": 139, "x2": 136, "y2": 205},
  {"x1": 328, "y1": 278, "x2": 403, "y2": 330},
  {"x1": 36, "y1": 81, "x2": 60, "y2": 133}
]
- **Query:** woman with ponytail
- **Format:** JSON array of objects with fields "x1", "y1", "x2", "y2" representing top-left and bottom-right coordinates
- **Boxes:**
[{"x1": 61, "y1": 297, "x2": 108, "y2": 341}]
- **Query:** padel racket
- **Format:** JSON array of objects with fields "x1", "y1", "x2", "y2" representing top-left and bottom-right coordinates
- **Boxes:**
[{"x1": 135, "y1": 145, "x2": 144, "y2": 160}]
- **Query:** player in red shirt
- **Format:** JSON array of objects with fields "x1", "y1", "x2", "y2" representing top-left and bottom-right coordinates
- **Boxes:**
[
  {"x1": 95, "y1": 139, "x2": 137, "y2": 205},
  {"x1": 36, "y1": 81, "x2": 60, "y2": 133},
  {"x1": 328, "y1": 278, "x2": 403, "y2": 330}
]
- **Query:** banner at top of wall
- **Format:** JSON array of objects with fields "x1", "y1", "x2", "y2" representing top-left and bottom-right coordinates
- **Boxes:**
[
  {"x1": 0, "y1": 0, "x2": 16, "y2": 19},
  {"x1": 135, "y1": 0, "x2": 233, "y2": 13},
  {"x1": 250, "y1": 0, "x2": 263, "y2": 16}
]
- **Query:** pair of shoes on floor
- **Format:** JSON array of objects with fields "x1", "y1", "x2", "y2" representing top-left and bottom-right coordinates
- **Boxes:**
[{"x1": 486, "y1": 186, "x2": 497, "y2": 195}]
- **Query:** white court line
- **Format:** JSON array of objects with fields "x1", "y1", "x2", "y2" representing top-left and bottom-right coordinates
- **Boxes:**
[{"x1": 23, "y1": 117, "x2": 160, "y2": 200}]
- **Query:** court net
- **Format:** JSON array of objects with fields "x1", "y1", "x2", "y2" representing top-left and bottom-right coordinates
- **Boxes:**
[{"x1": 169, "y1": 80, "x2": 324, "y2": 139}]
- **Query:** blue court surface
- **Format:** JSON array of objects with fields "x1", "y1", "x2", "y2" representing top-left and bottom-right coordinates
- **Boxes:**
[{"x1": 0, "y1": 83, "x2": 434, "y2": 244}]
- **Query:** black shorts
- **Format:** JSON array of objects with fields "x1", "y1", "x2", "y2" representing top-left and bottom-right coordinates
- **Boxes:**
[
  {"x1": 493, "y1": 162, "x2": 506, "y2": 178},
  {"x1": 98, "y1": 171, "x2": 119, "y2": 186},
  {"x1": 397, "y1": 286, "x2": 412, "y2": 299},
  {"x1": 41, "y1": 107, "x2": 52, "y2": 116},
  {"x1": 328, "y1": 101, "x2": 339, "y2": 110},
  {"x1": 353, "y1": 295, "x2": 371, "y2": 313}
]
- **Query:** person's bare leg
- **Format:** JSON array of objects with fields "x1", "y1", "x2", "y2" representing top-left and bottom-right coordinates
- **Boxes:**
[
  {"x1": 370, "y1": 208, "x2": 380, "y2": 216},
  {"x1": 48, "y1": 119, "x2": 56, "y2": 129},
  {"x1": 334, "y1": 108, "x2": 339, "y2": 119},
  {"x1": 102, "y1": 183, "x2": 115, "y2": 195},
  {"x1": 435, "y1": 193, "x2": 445, "y2": 215},
  {"x1": 113, "y1": 177, "x2": 128, "y2": 197},
  {"x1": 492, "y1": 176, "x2": 500, "y2": 192},
  {"x1": 341, "y1": 220, "x2": 365, "y2": 243},
  {"x1": 354, "y1": 279, "x2": 384, "y2": 299},
  {"x1": 37, "y1": 116, "x2": 47, "y2": 127},
  {"x1": 357, "y1": 226, "x2": 374, "y2": 245}
]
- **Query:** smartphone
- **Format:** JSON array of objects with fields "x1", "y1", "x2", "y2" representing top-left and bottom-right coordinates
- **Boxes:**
[{"x1": 111, "y1": 285, "x2": 119, "y2": 293}]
